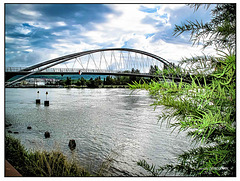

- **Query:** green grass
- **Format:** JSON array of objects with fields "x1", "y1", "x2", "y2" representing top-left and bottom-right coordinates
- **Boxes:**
[{"x1": 5, "y1": 135, "x2": 91, "y2": 176}]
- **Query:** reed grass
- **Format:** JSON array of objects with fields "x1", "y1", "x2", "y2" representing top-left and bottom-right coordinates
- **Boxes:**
[{"x1": 5, "y1": 135, "x2": 90, "y2": 176}]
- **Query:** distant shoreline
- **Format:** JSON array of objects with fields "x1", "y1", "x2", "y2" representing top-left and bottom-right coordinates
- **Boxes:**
[{"x1": 5, "y1": 85, "x2": 130, "y2": 89}]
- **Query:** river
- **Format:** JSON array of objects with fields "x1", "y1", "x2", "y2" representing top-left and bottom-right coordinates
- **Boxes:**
[{"x1": 5, "y1": 88, "x2": 194, "y2": 176}]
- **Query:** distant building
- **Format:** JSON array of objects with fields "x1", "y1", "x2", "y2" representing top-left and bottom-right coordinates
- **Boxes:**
[
  {"x1": 25, "y1": 78, "x2": 45, "y2": 86},
  {"x1": 23, "y1": 78, "x2": 57, "y2": 86},
  {"x1": 45, "y1": 78, "x2": 56, "y2": 85},
  {"x1": 20, "y1": 80, "x2": 28, "y2": 85}
]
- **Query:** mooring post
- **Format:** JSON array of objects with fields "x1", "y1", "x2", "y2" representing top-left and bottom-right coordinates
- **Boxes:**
[
  {"x1": 36, "y1": 91, "x2": 40, "y2": 104},
  {"x1": 44, "y1": 91, "x2": 49, "y2": 106}
]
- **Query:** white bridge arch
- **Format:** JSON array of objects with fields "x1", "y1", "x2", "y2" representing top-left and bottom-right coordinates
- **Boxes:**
[{"x1": 6, "y1": 48, "x2": 174, "y2": 86}]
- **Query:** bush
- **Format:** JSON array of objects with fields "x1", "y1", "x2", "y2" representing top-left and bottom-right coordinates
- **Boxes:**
[{"x1": 129, "y1": 51, "x2": 236, "y2": 176}]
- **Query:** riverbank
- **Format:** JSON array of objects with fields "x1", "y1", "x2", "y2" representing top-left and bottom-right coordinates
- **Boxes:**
[
  {"x1": 5, "y1": 84, "x2": 130, "y2": 88},
  {"x1": 5, "y1": 135, "x2": 91, "y2": 176}
]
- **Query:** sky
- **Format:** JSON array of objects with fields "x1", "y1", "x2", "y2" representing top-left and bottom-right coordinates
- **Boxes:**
[{"x1": 5, "y1": 3, "x2": 218, "y2": 68}]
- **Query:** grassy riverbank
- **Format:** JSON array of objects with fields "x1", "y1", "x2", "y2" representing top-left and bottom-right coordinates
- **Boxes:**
[{"x1": 5, "y1": 135, "x2": 91, "y2": 176}]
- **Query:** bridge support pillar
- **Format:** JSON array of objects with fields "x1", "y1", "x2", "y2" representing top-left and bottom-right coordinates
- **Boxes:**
[
  {"x1": 44, "y1": 101, "x2": 49, "y2": 106},
  {"x1": 36, "y1": 99, "x2": 40, "y2": 104}
]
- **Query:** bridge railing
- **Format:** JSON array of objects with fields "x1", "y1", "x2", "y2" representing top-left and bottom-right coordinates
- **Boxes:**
[
  {"x1": 39, "y1": 68, "x2": 121, "y2": 73},
  {"x1": 6, "y1": 67, "x2": 155, "y2": 79},
  {"x1": 6, "y1": 67, "x2": 27, "y2": 72},
  {"x1": 6, "y1": 67, "x2": 151, "y2": 75},
  {"x1": 41, "y1": 68, "x2": 81, "y2": 72}
]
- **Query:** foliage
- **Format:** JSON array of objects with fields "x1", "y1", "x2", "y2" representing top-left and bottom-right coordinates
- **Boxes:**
[
  {"x1": 129, "y1": 4, "x2": 236, "y2": 174},
  {"x1": 72, "y1": 74, "x2": 148, "y2": 88},
  {"x1": 130, "y1": 49, "x2": 236, "y2": 176},
  {"x1": 86, "y1": 77, "x2": 102, "y2": 88},
  {"x1": 5, "y1": 134, "x2": 29, "y2": 174},
  {"x1": 134, "y1": 4, "x2": 236, "y2": 176},
  {"x1": 178, "y1": 54, "x2": 217, "y2": 75},
  {"x1": 159, "y1": 66, "x2": 183, "y2": 78},
  {"x1": 65, "y1": 77, "x2": 72, "y2": 86},
  {"x1": 5, "y1": 135, "x2": 90, "y2": 176},
  {"x1": 174, "y1": 4, "x2": 236, "y2": 49},
  {"x1": 76, "y1": 77, "x2": 86, "y2": 87},
  {"x1": 149, "y1": 65, "x2": 159, "y2": 75}
]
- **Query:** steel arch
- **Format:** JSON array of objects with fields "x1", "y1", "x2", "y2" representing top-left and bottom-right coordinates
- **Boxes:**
[
  {"x1": 22, "y1": 48, "x2": 172, "y2": 71},
  {"x1": 6, "y1": 48, "x2": 173, "y2": 86}
]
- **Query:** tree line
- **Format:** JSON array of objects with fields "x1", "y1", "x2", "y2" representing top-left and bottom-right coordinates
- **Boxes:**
[
  {"x1": 51, "y1": 67, "x2": 166, "y2": 88},
  {"x1": 61, "y1": 75, "x2": 151, "y2": 88}
]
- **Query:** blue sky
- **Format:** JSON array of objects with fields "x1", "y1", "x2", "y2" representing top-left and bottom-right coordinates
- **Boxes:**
[{"x1": 5, "y1": 3, "x2": 217, "y2": 67}]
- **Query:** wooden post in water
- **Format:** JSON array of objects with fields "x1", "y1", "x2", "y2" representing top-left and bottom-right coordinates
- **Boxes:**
[
  {"x1": 36, "y1": 91, "x2": 40, "y2": 104},
  {"x1": 44, "y1": 91, "x2": 49, "y2": 106}
]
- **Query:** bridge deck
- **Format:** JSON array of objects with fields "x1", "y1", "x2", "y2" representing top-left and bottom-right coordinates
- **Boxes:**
[
  {"x1": 5, "y1": 70, "x2": 155, "y2": 78},
  {"x1": 5, "y1": 67, "x2": 155, "y2": 77}
]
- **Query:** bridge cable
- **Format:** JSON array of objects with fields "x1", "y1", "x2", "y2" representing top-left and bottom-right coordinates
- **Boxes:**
[{"x1": 76, "y1": 57, "x2": 85, "y2": 70}]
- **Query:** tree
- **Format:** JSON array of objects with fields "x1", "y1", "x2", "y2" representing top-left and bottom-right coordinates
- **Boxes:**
[
  {"x1": 135, "y1": 69, "x2": 140, "y2": 74},
  {"x1": 173, "y1": 4, "x2": 236, "y2": 49},
  {"x1": 76, "y1": 77, "x2": 86, "y2": 87},
  {"x1": 149, "y1": 65, "x2": 159, "y2": 75},
  {"x1": 86, "y1": 77, "x2": 102, "y2": 88},
  {"x1": 94, "y1": 76, "x2": 102, "y2": 87},
  {"x1": 130, "y1": 4, "x2": 236, "y2": 176},
  {"x1": 65, "y1": 77, "x2": 71, "y2": 86},
  {"x1": 80, "y1": 77, "x2": 86, "y2": 87},
  {"x1": 86, "y1": 78, "x2": 95, "y2": 88},
  {"x1": 105, "y1": 76, "x2": 114, "y2": 85},
  {"x1": 76, "y1": 79, "x2": 81, "y2": 86}
]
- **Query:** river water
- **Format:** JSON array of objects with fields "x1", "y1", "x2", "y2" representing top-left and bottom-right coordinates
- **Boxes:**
[{"x1": 5, "y1": 88, "x2": 194, "y2": 176}]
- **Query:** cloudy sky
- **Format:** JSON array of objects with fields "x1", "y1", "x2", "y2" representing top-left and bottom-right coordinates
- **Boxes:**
[{"x1": 5, "y1": 3, "x2": 217, "y2": 67}]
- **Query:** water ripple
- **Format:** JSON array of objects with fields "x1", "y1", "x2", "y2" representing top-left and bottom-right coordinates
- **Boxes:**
[{"x1": 5, "y1": 88, "x2": 194, "y2": 176}]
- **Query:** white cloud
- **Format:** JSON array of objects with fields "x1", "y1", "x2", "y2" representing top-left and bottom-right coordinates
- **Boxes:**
[
  {"x1": 28, "y1": 21, "x2": 67, "y2": 30},
  {"x1": 84, "y1": 4, "x2": 157, "y2": 45},
  {"x1": 55, "y1": 21, "x2": 67, "y2": 26},
  {"x1": 77, "y1": 4, "x2": 218, "y2": 65},
  {"x1": 28, "y1": 22, "x2": 51, "y2": 29},
  {"x1": 5, "y1": 36, "x2": 16, "y2": 43},
  {"x1": 108, "y1": 4, "x2": 156, "y2": 32},
  {"x1": 25, "y1": 49, "x2": 33, "y2": 52},
  {"x1": 5, "y1": 4, "x2": 218, "y2": 69},
  {"x1": 49, "y1": 40, "x2": 101, "y2": 60},
  {"x1": 18, "y1": 9, "x2": 42, "y2": 17},
  {"x1": 115, "y1": 33, "x2": 217, "y2": 64},
  {"x1": 5, "y1": 36, "x2": 28, "y2": 45},
  {"x1": 51, "y1": 32, "x2": 61, "y2": 36},
  {"x1": 15, "y1": 25, "x2": 32, "y2": 35}
]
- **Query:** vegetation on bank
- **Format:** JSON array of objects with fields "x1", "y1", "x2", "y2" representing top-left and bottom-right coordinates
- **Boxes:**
[
  {"x1": 131, "y1": 50, "x2": 236, "y2": 176},
  {"x1": 61, "y1": 74, "x2": 151, "y2": 88},
  {"x1": 130, "y1": 4, "x2": 236, "y2": 176},
  {"x1": 5, "y1": 135, "x2": 91, "y2": 176},
  {"x1": 56, "y1": 68, "x2": 157, "y2": 88},
  {"x1": 60, "y1": 66, "x2": 187, "y2": 88}
]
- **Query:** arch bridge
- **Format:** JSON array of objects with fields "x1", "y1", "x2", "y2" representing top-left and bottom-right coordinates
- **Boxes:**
[{"x1": 5, "y1": 48, "x2": 176, "y2": 86}]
